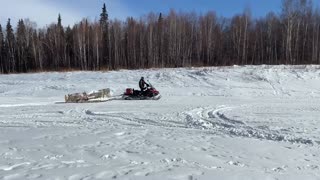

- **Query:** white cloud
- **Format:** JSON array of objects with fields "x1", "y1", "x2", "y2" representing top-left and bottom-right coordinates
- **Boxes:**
[{"x1": 0, "y1": 0, "x2": 83, "y2": 28}]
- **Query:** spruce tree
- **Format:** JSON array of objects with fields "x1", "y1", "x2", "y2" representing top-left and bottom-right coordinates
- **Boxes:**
[
  {"x1": 56, "y1": 14, "x2": 65, "y2": 67},
  {"x1": 100, "y1": 3, "x2": 109, "y2": 68},
  {"x1": 16, "y1": 19, "x2": 28, "y2": 72},
  {"x1": 65, "y1": 26, "x2": 73, "y2": 68},
  {"x1": 158, "y1": 13, "x2": 164, "y2": 67},
  {"x1": 0, "y1": 25, "x2": 3, "y2": 73},
  {"x1": 100, "y1": 3, "x2": 108, "y2": 26},
  {"x1": 6, "y1": 18, "x2": 15, "y2": 72},
  {"x1": 0, "y1": 25, "x2": 8, "y2": 73},
  {"x1": 58, "y1": 13, "x2": 62, "y2": 27}
]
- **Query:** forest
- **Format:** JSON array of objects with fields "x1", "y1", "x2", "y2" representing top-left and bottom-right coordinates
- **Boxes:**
[{"x1": 0, "y1": 0, "x2": 319, "y2": 73}]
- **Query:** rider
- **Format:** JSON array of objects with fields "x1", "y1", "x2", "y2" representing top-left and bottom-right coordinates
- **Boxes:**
[{"x1": 139, "y1": 77, "x2": 149, "y2": 95}]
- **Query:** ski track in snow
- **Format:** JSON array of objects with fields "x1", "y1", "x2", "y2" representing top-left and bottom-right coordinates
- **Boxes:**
[{"x1": 1, "y1": 65, "x2": 320, "y2": 179}]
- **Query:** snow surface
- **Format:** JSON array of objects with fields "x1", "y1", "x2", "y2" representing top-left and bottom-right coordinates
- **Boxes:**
[{"x1": 1, "y1": 65, "x2": 320, "y2": 180}]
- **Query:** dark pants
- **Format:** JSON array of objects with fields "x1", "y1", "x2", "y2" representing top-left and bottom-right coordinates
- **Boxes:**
[{"x1": 140, "y1": 88, "x2": 147, "y2": 96}]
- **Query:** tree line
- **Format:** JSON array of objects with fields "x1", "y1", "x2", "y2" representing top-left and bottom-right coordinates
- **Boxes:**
[{"x1": 0, "y1": 0, "x2": 319, "y2": 73}]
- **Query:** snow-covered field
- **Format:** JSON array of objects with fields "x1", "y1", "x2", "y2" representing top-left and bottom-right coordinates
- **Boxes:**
[{"x1": 1, "y1": 65, "x2": 320, "y2": 180}]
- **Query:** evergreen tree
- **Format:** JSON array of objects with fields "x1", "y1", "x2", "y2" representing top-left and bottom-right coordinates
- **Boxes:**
[
  {"x1": 100, "y1": 3, "x2": 110, "y2": 68},
  {"x1": 158, "y1": 13, "x2": 164, "y2": 67},
  {"x1": 65, "y1": 26, "x2": 74, "y2": 68},
  {"x1": 0, "y1": 1, "x2": 319, "y2": 73},
  {"x1": 16, "y1": 19, "x2": 28, "y2": 72},
  {"x1": 0, "y1": 25, "x2": 4, "y2": 73},
  {"x1": 6, "y1": 18, "x2": 15, "y2": 72},
  {"x1": 100, "y1": 3, "x2": 108, "y2": 26},
  {"x1": 58, "y1": 13, "x2": 62, "y2": 27},
  {"x1": 56, "y1": 14, "x2": 65, "y2": 67},
  {"x1": 0, "y1": 25, "x2": 8, "y2": 73}
]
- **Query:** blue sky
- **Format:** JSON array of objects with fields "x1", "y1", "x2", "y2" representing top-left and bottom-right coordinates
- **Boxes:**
[{"x1": 0, "y1": 0, "x2": 319, "y2": 28}]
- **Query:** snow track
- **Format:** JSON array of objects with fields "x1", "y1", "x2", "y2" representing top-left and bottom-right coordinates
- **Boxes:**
[
  {"x1": 183, "y1": 106, "x2": 315, "y2": 145},
  {"x1": 84, "y1": 111, "x2": 187, "y2": 129},
  {"x1": 1, "y1": 65, "x2": 320, "y2": 179}
]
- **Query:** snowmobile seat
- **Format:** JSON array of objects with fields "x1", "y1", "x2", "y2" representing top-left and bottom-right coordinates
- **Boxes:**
[{"x1": 126, "y1": 88, "x2": 133, "y2": 95}]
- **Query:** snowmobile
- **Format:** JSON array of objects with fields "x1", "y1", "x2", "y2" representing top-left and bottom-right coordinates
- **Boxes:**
[
  {"x1": 122, "y1": 83, "x2": 161, "y2": 100},
  {"x1": 65, "y1": 88, "x2": 111, "y2": 103}
]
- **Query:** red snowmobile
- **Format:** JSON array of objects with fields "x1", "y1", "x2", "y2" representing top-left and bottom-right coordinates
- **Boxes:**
[{"x1": 123, "y1": 83, "x2": 161, "y2": 100}]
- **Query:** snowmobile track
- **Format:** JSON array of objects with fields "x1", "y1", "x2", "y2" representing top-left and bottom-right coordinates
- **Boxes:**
[{"x1": 184, "y1": 106, "x2": 316, "y2": 145}]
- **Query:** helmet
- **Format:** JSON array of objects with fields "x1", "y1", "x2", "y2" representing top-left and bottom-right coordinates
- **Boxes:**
[{"x1": 141, "y1": 77, "x2": 144, "y2": 80}]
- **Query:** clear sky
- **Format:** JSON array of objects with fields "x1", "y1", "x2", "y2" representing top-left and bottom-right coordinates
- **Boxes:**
[{"x1": 0, "y1": 0, "x2": 319, "y2": 28}]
